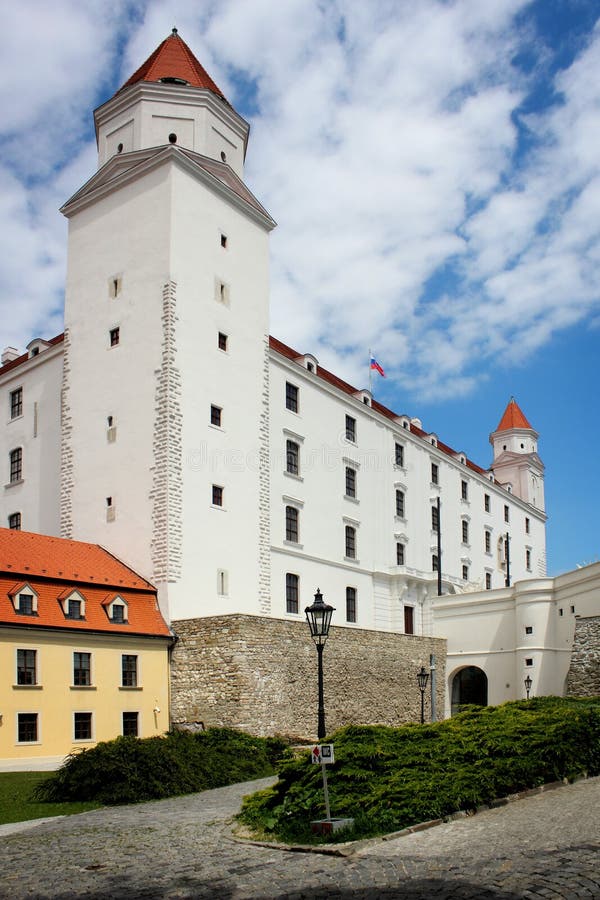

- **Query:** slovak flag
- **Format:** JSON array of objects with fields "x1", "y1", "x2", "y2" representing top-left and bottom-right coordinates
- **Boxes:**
[{"x1": 370, "y1": 356, "x2": 386, "y2": 378}]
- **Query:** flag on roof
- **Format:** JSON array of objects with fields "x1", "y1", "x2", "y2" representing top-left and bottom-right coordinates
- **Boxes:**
[{"x1": 370, "y1": 356, "x2": 386, "y2": 377}]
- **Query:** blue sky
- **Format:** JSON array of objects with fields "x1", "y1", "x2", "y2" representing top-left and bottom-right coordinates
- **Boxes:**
[{"x1": 0, "y1": 0, "x2": 599, "y2": 575}]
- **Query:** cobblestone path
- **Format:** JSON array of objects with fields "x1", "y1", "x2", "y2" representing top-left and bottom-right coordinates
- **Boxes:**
[{"x1": 0, "y1": 775, "x2": 598, "y2": 898}]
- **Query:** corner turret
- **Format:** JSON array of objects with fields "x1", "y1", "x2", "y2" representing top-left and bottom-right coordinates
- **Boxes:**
[{"x1": 489, "y1": 398, "x2": 545, "y2": 511}]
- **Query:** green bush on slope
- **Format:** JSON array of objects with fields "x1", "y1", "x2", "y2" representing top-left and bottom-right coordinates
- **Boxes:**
[
  {"x1": 35, "y1": 728, "x2": 288, "y2": 805},
  {"x1": 238, "y1": 696, "x2": 600, "y2": 843}
]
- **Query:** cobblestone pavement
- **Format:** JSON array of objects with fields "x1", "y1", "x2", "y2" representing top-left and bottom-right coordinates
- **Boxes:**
[{"x1": 1, "y1": 775, "x2": 598, "y2": 899}]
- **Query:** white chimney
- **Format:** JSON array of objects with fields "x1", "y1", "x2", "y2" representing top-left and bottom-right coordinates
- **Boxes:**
[{"x1": 1, "y1": 347, "x2": 20, "y2": 365}]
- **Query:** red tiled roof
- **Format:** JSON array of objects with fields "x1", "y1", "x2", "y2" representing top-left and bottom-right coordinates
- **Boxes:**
[
  {"x1": 0, "y1": 333, "x2": 64, "y2": 378},
  {"x1": 495, "y1": 397, "x2": 533, "y2": 433},
  {"x1": 269, "y1": 336, "x2": 489, "y2": 477},
  {"x1": 118, "y1": 29, "x2": 229, "y2": 104},
  {"x1": 0, "y1": 530, "x2": 170, "y2": 637}
]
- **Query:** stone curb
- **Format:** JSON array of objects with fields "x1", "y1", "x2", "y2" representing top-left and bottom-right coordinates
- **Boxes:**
[{"x1": 229, "y1": 774, "x2": 589, "y2": 856}]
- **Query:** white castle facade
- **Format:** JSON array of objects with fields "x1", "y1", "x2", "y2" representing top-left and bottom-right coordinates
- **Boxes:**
[{"x1": 1, "y1": 32, "x2": 571, "y2": 715}]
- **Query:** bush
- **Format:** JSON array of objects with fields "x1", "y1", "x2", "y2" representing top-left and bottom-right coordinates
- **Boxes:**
[
  {"x1": 238, "y1": 696, "x2": 600, "y2": 843},
  {"x1": 35, "y1": 728, "x2": 289, "y2": 806}
]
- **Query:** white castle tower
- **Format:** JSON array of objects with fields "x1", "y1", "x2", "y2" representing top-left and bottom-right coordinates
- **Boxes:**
[
  {"x1": 489, "y1": 397, "x2": 545, "y2": 511},
  {"x1": 60, "y1": 30, "x2": 276, "y2": 620}
]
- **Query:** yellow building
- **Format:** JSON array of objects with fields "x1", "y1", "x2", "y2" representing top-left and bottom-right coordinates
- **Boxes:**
[{"x1": 0, "y1": 529, "x2": 173, "y2": 770}]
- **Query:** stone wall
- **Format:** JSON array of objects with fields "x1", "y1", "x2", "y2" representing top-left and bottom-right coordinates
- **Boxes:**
[
  {"x1": 566, "y1": 616, "x2": 600, "y2": 697},
  {"x1": 170, "y1": 614, "x2": 446, "y2": 739}
]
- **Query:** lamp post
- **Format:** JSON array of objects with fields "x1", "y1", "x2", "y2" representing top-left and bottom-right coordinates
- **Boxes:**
[
  {"x1": 524, "y1": 674, "x2": 532, "y2": 700},
  {"x1": 417, "y1": 665, "x2": 430, "y2": 724},
  {"x1": 305, "y1": 589, "x2": 335, "y2": 739}
]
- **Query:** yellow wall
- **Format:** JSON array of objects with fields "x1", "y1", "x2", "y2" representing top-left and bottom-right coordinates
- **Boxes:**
[{"x1": 0, "y1": 627, "x2": 171, "y2": 770}]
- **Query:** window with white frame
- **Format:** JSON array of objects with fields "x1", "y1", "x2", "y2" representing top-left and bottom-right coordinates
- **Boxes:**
[
  {"x1": 345, "y1": 415, "x2": 356, "y2": 442},
  {"x1": 10, "y1": 387, "x2": 23, "y2": 419},
  {"x1": 395, "y1": 443, "x2": 404, "y2": 467},
  {"x1": 121, "y1": 655, "x2": 138, "y2": 688},
  {"x1": 396, "y1": 542, "x2": 405, "y2": 565},
  {"x1": 395, "y1": 489, "x2": 405, "y2": 518},
  {"x1": 16, "y1": 649, "x2": 37, "y2": 685},
  {"x1": 285, "y1": 382, "x2": 299, "y2": 412},
  {"x1": 484, "y1": 494, "x2": 490, "y2": 513},
  {"x1": 9, "y1": 447, "x2": 22, "y2": 483},
  {"x1": 286, "y1": 440, "x2": 300, "y2": 476},
  {"x1": 485, "y1": 530, "x2": 491, "y2": 554},
  {"x1": 431, "y1": 462, "x2": 439, "y2": 485},
  {"x1": 431, "y1": 505, "x2": 439, "y2": 530},
  {"x1": 8, "y1": 512, "x2": 21, "y2": 530},
  {"x1": 345, "y1": 525, "x2": 356, "y2": 559},
  {"x1": 461, "y1": 520, "x2": 469, "y2": 545},
  {"x1": 74, "y1": 712, "x2": 93, "y2": 741},
  {"x1": 73, "y1": 652, "x2": 91, "y2": 686},
  {"x1": 122, "y1": 711, "x2": 139, "y2": 737},
  {"x1": 17, "y1": 713, "x2": 38, "y2": 743},
  {"x1": 461, "y1": 480, "x2": 468, "y2": 501},
  {"x1": 285, "y1": 505, "x2": 299, "y2": 543},
  {"x1": 12, "y1": 586, "x2": 37, "y2": 616},
  {"x1": 286, "y1": 573, "x2": 299, "y2": 614},
  {"x1": 345, "y1": 466, "x2": 357, "y2": 498}
]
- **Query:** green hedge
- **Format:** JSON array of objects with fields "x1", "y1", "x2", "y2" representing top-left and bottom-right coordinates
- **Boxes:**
[
  {"x1": 238, "y1": 697, "x2": 600, "y2": 843},
  {"x1": 35, "y1": 728, "x2": 288, "y2": 806}
]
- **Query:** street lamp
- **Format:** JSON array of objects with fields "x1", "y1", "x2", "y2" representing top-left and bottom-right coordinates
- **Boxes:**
[
  {"x1": 305, "y1": 589, "x2": 335, "y2": 739},
  {"x1": 417, "y1": 665, "x2": 430, "y2": 724},
  {"x1": 524, "y1": 674, "x2": 533, "y2": 700}
]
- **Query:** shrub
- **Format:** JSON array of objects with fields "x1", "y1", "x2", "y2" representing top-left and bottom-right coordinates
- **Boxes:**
[
  {"x1": 35, "y1": 728, "x2": 289, "y2": 806},
  {"x1": 238, "y1": 696, "x2": 600, "y2": 843}
]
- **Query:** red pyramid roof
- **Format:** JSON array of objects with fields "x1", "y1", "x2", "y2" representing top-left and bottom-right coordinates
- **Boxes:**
[
  {"x1": 119, "y1": 29, "x2": 229, "y2": 104},
  {"x1": 495, "y1": 397, "x2": 533, "y2": 432}
]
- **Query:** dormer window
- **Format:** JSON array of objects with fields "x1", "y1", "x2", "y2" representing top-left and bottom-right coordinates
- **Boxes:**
[
  {"x1": 9, "y1": 583, "x2": 38, "y2": 616},
  {"x1": 159, "y1": 76, "x2": 189, "y2": 85},
  {"x1": 60, "y1": 589, "x2": 86, "y2": 620},
  {"x1": 103, "y1": 594, "x2": 129, "y2": 624}
]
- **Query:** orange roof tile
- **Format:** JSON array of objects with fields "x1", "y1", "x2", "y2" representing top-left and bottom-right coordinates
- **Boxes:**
[
  {"x1": 495, "y1": 397, "x2": 533, "y2": 433},
  {"x1": 118, "y1": 29, "x2": 229, "y2": 104}
]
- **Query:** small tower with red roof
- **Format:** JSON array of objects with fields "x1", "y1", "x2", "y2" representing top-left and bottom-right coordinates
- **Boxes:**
[{"x1": 489, "y1": 398, "x2": 545, "y2": 511}]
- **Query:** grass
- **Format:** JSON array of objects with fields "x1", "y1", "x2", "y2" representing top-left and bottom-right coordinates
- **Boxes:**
[{"x1": 0, "y1": 772, "x2": 101, "y2": 825}]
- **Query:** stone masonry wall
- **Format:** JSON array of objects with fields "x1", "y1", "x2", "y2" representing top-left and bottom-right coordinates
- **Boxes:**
[
  {"x1": 566, "y1": 616, "x2": 600, "y2": 697},
  {"x1": 170, "y1": 614, "x2": 446, "y2": 739}
]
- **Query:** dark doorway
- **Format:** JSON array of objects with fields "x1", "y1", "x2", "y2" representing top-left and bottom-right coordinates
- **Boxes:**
[
  {"x1": 451, "y1": 666, "x2": 488, "y2": 715},
  {"x1": 404, "y1": 606, "x2": 414, "y2": 634}
]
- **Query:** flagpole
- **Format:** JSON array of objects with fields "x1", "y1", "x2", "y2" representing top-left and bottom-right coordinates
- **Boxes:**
[{"x1": 368, "y1": 347, "x2": 372, "y2": 394}]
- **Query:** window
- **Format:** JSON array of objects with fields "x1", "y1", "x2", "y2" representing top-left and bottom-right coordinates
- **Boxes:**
[
  {"x1": 395, "y1": 489, "x2": 405, "y2": 518},
  {"x1": 570, "y1": 605, "x2": 575, "y2": 614},
  {"x1": 525, "y1": 626, "x2": 533, "y2": 635},
  {"x1": 17, "y1": 713, "x2": 37, "y2": 743},
  {"x1": 525, "y1": 658, "x2": 533, "y2": 667},
  {"x1": 461, "y1": 480, "x2": 468, "y2": 501},
  {"x1": 462, "y1": 564, "x2": 469, "y2": 581},
  {"x1": 218, "y1": 332, "x2": 228, "y2": 351},
  {"x1": 10, "y1": 387, "x2": 22, "y2": 419},
  {"x1": 109, "y1": 327, "x2": 120, "y2": 347},
  {"x1": 504, "y1": 505, "x2": 510, "y2": 523},
  {"x1": 122, "y1": 655, "x2": 138, "y2": 687},
  {"x1": 67, "y1": 597, "x2": 83, "y2": 620},
  {"x1": 9, "y1": 447, "x2": 22, "y2": 483},
  {"x1": 286, "y1": 573, "x2": 299, "y2": 614},
  {"x1": 216, "y1": 279, "x2": 230, "y2": 305},
  {"x1": 485, "y1": 530, "x2": 491, "y2": 553},
  {"x1": 345, "y1": 525, "x2": 356, "y2": 559},
  {"x1": 16, "y1": 593, "x2": 34, "y2": 616},
  {"x1": 122, "y1": 712, "x2": 139, "y2": 737},
  {"x1": 525, "y1": 516, "x2": 530, "y2": 534},
  {"x1": 285, "y1": 382, "x2": 298, "y2": 412},
  {"x1": 212, "y1": 485, "x2": 224, "y2": 507},
  {"x1": 73, "y1": 652, "x2": 91, "y2": 686},
  {"x1": 8, "y1": 512, "x2": 21, "y2": 530},
  {"x1": 396, "y1": 542, "x2": 405, "y2": 565},
  {"x1": 286, "y1": 440, "x2": 299, "y2": 476},
  {"x1": 210, "y1": 404, "x2": 222, "y2": 427},
  {"x1": 431, "y1": 463, "x2": 439, "y2": 485},
  {"x1": 17, "y1": 649, "x2": 36, "y2": 685},
  {"x1": 345, "y1": 415, "x2": 356, "y2": 442},
  {"x1": 484, "y1": 494, "x2": 490, "y2": 513},
  {"x1": 346, "y1": 587, "x2": 357, "y2": 623},
  {"x1": 404, "y1": 606, "x2": 414, "y2": 635},
  {"x1": 432, "y1": 554, "x2": 439, "y2": 572},
  {"x1": 220, "y1": 233, "x2": 228, "y2": 249},
  {"x1": 485, "y1": 572, "x2": 492, "y2": 590},
  {"x1": 74, "y1": 712, "x2": 92, "y2": 741},
  {"x1": 461, "y1": 520, "x2": 469, "y2": 544},
  {"x1": 111, "y1": 602, "x2": 127, "y2": 623},
  {"x1": 526, "y1": 549, "x2": 532, "y2": 570},
  {"x1": 345, "y1": 466, "x2": 356, "y2": 498},
  {"x1": 217, "y1": 569, "x2": 228, "y2": 596},
  {"x1": 285, "y1": 506, "x2": 298, "y2": 543},
  {"x1": 559, "y1": 607, "x2": 564, "y2": 617},
  {"x1": 431, "y1": 506, "x2": 439, "y2": 530},
  {"x1": 395, "y1": 443, "x2": 404, "y2": 467}
]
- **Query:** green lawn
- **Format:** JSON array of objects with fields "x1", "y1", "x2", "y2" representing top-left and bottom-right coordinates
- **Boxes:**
[{"x1": 0, "y1": 772, "x2": 101, "y2": 825}]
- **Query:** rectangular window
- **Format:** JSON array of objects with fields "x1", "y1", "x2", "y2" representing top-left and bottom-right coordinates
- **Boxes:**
[
  {"x1": 73, "y1": 652, "x2": 91, "y2": 686},
  {"x1": 67, "y1": 598, "x2": 83, "y2": 620},
  {"x1": 461, "y1": 480, "x2": 468, "y2": 501},
  {"x1": 8, "y1": 512, "x2": 21, "y2": 530},
  {"x1": 395, "y1": 443, "x2": 404, "y2": 467},
  {"x1": 109, "y1": 327, "x2": 120, "y2": 347},
  {"x1": 345, "y1": 525, "x2": 356, "y2": 559},
  {"x1": 285, "y1": 382, "x2": 298, "y2": 412},
  {"x1": 485, "y1": 530, "x2": 491, "y2": 553},
  {"x1": 10, "y1": 388, "x2": 23, "y2": 419},
  {"x1": 111, "y1": 603, "x2": 126, "y2": 623},
  {"x1": 395, "y1": 489, "x2": 405, "y2": 518},
  {"x1": 212, "y1": 485, "x2": 224, "y2": 507},
  {"x1": 526, "y1": 549, "x2": 532, "y2": 570},
  {"x1": 485, "y1": 572, "x2": 492, "y2": 590},
  {"x1": 17, "y1": 713, "x2": 37, "y2": 743},
  {"x1": 122, "y1": 712, "x2": 139, "y2": 737},
  {"x1": 462, "y1": 564, "x2": 469, "y2": 581},
  {"x1": 286, "y1": 440, "x2": 299, "y2": 476},
  {"x1": 432, "y1": 554, "x2": 439, "y2": 572},
  {"x1": 210, "y1": 404, "x2": 222, "y2": 427},
  {"x1": 504, "y1": 505, "x2": 510, "y2": 523},
  {"x1": 431, "y1": 463, "x2": 439, "y2": 485},
  {"x1": 218, "y1": 332, "x2": 228, "y2": 351},
  {"x1": 462, "y1": 520, "x2": 469, "y2": 544},
  {"x1": 9, "y1": 447, "x2": 22, "y2": 483},
  {"x1": 285, "y1": 506, "x2": 298, "y2": 543},
  {"x1": 74, "y1": 712, "x2": 92, "y2": 741},
  {"x1": 404, "y1": 606, "x2": 414, "y2": 635},
  {"x1": 396, "y1": 542, "x2": 405, "y2": 566},
  {"x1": 345, "y1": 415, "x2": 356, "y2": 442},
  {"x1": 484, "y1": 494, "x2": 490, "y2": 513},
  {"x1": 525, "y1": 626, "x2": 533, "y2": 635},
  {"x1": 17, "y1": 649, "x2": 36, "y2": 685},
  {"x1": 525, "y1": 516, "x2": 530, "y2": 534},
  {"x1": 122, "y1": 655, "x2": 138, "y2": 688},
  {"x1": 525, "y1": 658, "x2": 533, "y2": 667},
  {"x1": 346, "y1": 587, "x2": 357, "y2": 623},
  {"x1": 345, "y1": 466, "x2": 356, "y2": 498},
  {"x1": 220, "y1": 233, "x2": 228, "y2": 249},
  {"x1": 431, "y1": 506, "x2": 439, "y2": 530},
  {"x1": 286, "y1": 573, "x2": 299, "y2": 614},
  {"x1": 17, "y1": 593, "x2": 34, "y2": 615}
]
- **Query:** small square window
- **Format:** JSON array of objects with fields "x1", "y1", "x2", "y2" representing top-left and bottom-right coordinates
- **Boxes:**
[
  {"x1": 346, "y1": 586, "x2": 357, "y2": 623},
  {"x1": 17, "y1": 713, "x2": 38, "y2": 743},
  {"x1": 431, "y1": 463, "x2": 439, "y2": 485},
  {"x1": 74, "y1": 712, "x2": 92, "y2": 741},
  {"x1": 396, "y1": 542, "x2": 405, "y2": 565},
  {"x1": 10, "y1": 387, "x2": 22, "y2": 419},
  {"x1": 212, "y1": 485, "x2": 224, "y2": 507},
  {"x1": 210, "y1": 405, "x2": 222, "y2": 427},
  {"x1": 286, "y1": 382, "x2": 299, "y2": 412},
  {"x1": 286, "y1": 573, "x2": 299, "y2": 614},
  {"x1": 285, "y1": 506, "x2": 299, "y2": 543},
  {"x1": 395, "y1": 443, "x2": 404, "y2": 467},
  {"x1": 525, "y1": 626, "x2": 533, "y2": 635},
  {"x1": 122, "y1": 655, "x2": 138, "y2": 688},
  {"x1": 345, "y1": 466, "x2": 356, "y2": 498},
  {"x1": 8, "y1": 512, "x2": 21, "y2": 530},
  {"x1": 122, "y1": 711, "x2": 139, "y2": 737},
  {"x1": 218, "y1": 332, "x2": 228, "y2": 351},
  {"x1": 484, "y1": 494, "x2": 490, "y2": 513},
  {"x1": 345, "y1": 415, "x2": 356, "y2": 442},
  {"x1": 525, "y1": 658, "x2": 533, "y2": 667},
  {"x1": 461, "y1": 480, "x2": 468, "y2": 501},
  {"x1": 110, "y1": 327, "x2": 120, "y2": 347}
]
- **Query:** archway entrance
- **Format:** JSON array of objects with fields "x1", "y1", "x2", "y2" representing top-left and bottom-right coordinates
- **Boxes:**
[{"x1": 451, "y1": 666, "x2": 488, "y2": 715}]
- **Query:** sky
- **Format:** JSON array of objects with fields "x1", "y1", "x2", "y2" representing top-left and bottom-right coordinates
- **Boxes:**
[{"x1": 0, "y1": 0, "x2": 599, "y2": 576}]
